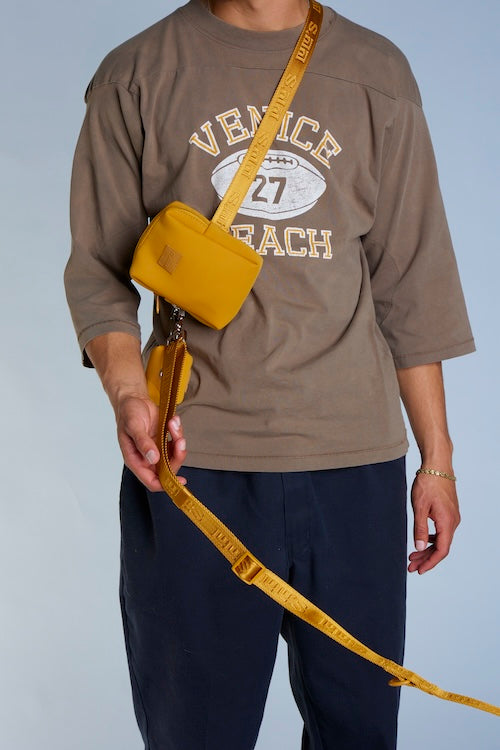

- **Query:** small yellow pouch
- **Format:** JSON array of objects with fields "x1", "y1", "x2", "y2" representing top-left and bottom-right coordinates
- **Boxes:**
[
  {"x1": 145, "y1": 343, "x2": 193, "y2": 407},
  {"x1": 130, "y1": 201, "x2": 263, "y2": 330}
]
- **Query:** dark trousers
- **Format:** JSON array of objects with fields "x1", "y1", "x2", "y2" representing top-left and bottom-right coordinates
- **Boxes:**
[{"x1": 119, "y1": 459, "x2": 407, "y2": 749}]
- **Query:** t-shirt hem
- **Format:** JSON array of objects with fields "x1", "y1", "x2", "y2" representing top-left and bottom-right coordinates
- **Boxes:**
[
  {"x1": 392, "y1": 338, "x2": 476, "y2": 369},
  {"x1": 183, "y1": 438, "x2": 409, "y2": 473},
  {"x1": 78, "y1": 320, "x2": 141, "y2": 368}
]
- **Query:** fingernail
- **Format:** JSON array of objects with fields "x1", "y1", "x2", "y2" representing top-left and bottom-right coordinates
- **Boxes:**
[
  {"x1": 178, "y1": 439, "x2": 186, "y2": 452},
  {"x1": 416, "y1": 540, "x2": 426, "y2": 552},
  {"x1": 145, "y1": 450, "x2": 157, "y2": 465},
  {"x1": 172, "y1": 416, "x2": 180, "y2": 429}
]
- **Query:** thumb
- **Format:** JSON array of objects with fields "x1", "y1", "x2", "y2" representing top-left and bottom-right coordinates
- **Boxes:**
[
  {"x1": 130, "y1": 425, "x2": 159, "y2": 465},
  {"x1": 413, "y1": 508, "x2": 429, "y2": 552},
  {"x1": 118, "y1": 397, "x2": 159, "y2": 465}
]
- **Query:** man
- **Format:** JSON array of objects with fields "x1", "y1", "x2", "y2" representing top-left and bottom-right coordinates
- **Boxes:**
[{"x1": 65, "y1": 0, "x2": 475, "y2": 747}]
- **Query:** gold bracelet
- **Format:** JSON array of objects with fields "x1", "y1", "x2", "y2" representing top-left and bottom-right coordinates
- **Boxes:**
[{"x1": 416, "y1": 468, "x2": 457, "y2": 482}]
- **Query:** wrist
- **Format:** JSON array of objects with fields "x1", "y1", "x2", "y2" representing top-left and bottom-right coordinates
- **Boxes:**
[
  {"x1": 416, "y1": 467, "x2": 457, "y2": 482},
  {"x1": 417, "y1": 439, "x2": 456, "y2": 481},
  {"x1": 85, "y1": 332, "x2": 150, "y2": 411},
  {"x1": 419, "y1": 437, "x2": 454, "y2": 470},
  {"x1": 108, "y1": 382, "x2": 150, "y2": 413}
]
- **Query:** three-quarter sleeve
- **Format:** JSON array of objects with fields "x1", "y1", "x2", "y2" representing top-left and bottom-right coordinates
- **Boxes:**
[
  {"x1": 64, "y1": 81, "x2": 148, "y2": 366},
  {"x1": 362, "y1": 95, "x2": 475, "y2": 368}
]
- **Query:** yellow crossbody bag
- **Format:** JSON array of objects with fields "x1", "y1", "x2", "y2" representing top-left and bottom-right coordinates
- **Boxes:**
[{"x1": 130, "y1": 201, "x2": 262, "y2": 330}]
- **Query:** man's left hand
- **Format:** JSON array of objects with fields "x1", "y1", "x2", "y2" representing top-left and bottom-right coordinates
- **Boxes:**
[{"x1": 408, "y1": 472, "x2": 461, "y2": 574}]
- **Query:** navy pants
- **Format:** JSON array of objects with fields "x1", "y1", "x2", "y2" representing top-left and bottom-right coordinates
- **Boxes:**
[{"x1": 119, "y1": 459, "x2": 407, "y2": 749}]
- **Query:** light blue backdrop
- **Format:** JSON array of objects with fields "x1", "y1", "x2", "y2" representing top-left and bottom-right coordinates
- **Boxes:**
[{"x1": 1, "y1": 1, "x2": 498, "y2": 748}]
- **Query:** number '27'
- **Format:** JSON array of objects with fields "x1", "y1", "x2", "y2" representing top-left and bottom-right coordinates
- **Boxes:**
[{"x1": 251, "y1": 175, "x2": 287, "y2": 204}]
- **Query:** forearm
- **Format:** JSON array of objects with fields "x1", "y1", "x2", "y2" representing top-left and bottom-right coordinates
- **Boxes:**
[
  {"x1": 396, "y1": 362, "x2": 454, "y2": 471},
  {"x1": 397, "y1": 362, "x2": 460, "y2": 573},
  {"x1": 85, "y1": 331, "x2": 148, "y2": 413}
]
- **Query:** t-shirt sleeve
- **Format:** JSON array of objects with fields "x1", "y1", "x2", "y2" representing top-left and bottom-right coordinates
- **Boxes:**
[
  {"x1": 64, "y1": 81, "x2": 148, "y2": 366},
  {"x1": 362, "y1": 95, "x2": 475, "y2": 368}
]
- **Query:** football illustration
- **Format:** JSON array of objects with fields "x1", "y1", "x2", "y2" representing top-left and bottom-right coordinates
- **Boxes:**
[{"x1": 211, "y1": 149, "x2": 326, "y2": 220}]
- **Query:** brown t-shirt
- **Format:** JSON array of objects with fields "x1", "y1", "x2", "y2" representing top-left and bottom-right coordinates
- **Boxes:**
[{"x1": 65, "y1": 0, "x2": 475, "y2": 471}]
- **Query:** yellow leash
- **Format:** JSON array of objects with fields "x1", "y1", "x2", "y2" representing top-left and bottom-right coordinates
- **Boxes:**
[{"x1": 156, "y1": 338, "x2": 500, "y2": 719}]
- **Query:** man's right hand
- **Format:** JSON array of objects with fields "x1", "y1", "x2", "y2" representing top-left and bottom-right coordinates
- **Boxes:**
[
  {"x1": 85, "y1": 332, "x2": 187, "y2": 492},
  {"x1": 116, "y1": 395, "x2": 188, "y2": 492}
]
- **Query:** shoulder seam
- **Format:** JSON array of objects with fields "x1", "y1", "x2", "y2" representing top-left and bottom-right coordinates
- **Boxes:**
[
  {"x1": 89, "y1": 65, "x2": 421, "y2": 108},
  {"x1": 88, "y1": 80, "x2": 140, "y2": 97},
  {"x1": 302, "y1": 71, "x2": 421, "y2": 105}
]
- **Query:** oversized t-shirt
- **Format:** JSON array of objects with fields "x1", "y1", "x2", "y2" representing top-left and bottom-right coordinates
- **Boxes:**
[{"x1": 65, "y1": 0, "x2": 475, "y2": 471}]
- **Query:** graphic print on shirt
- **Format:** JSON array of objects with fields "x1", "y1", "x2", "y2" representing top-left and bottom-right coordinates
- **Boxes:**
[
  {"x1": 189, "y1": 105, "x2": 342, "y2": 259},
  {"x1": 212, "y1": 149, "x2": 326, "y2": 221}
]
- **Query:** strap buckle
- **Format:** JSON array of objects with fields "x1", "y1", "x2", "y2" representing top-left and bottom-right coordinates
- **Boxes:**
[{"x1": 231, "y1": 552, "x2": 264, "y2": 585}]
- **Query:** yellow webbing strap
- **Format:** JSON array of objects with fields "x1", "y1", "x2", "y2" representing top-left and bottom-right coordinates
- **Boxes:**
[
  {"x1": 157, "y1": 340, "x2": 500, "y2": 718},
  {"x1": 211, "y1": 0, "x2": 323, "y2": 232}
]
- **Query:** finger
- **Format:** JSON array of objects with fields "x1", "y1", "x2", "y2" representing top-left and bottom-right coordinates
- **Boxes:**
[
  {"x1": 118, "y1": 432, "x2": 162, "y2": 492},
  {"x1": 115, "y1": 396, "x2": 160, "y2": 469},
  {"x1": 408, "y1": 526, "x2": 454, "y2": 574},
  {"x1": 137, "y1": 469, "x2": 163, "y2": 493},
  {"x1": 408, "y1": 545, "x2": 433, "y2": 561},
  {"x1": 131, "y1": 429, "x2": 159, "y2": 466},
  {"x1": 119, "y1": 407, "x2": 160, "y2": 465},
  {"x1": 408, "y1": 532, "x2": 437, "y2": 559},
  {"x1": 408, "y1": 536, "x2": 437, "y2": 561},
  {"x1": 418, "y1": 526, "x2": 454, "y2": 574},
  {"x1": 412, "y1": 548, "x2": 443, "y2": 575},
  {"x1": 124, "y1": 455, "x2": 163, "y2": 492},
  {"x1": 408, "y1": 545, "x2": 434, "y2": 573},
  {"x1": 168, "y1": 416, "x2": 184, "y2": 440},
  {"x1": 169, "y1": 437, "x2": 187, "y2": 475},
  {"x1": 119, "y1": 427, "x2": 157, "y2": 468},
  {"x1": 408, "y1": 548, "x2": 429, "y2": 561},
  {"x1": 164, "y1": 418, "x2": 187, "y2": 484}
]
